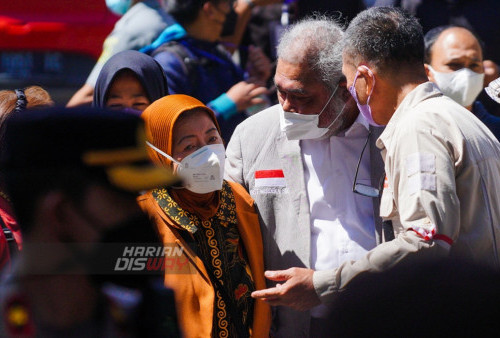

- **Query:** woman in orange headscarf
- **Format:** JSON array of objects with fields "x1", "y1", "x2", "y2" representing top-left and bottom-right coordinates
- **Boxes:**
[{"x1": 138, "y1": 94, "x2": 270, "y2": 338}]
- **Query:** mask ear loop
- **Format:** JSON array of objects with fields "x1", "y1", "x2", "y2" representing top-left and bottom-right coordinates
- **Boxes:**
[
  {"x1": 318, "y1": 84, "x2": 339, "y2": 118},
  {"x1": 324, "y1": 98, "x2": 349, "y2": 130},
  {"x1": 145, "y1": 141, "x2": 181, "y2": 165},
  {"x1": 319, "y1": 81, "x2": 352, "y2": 130}
]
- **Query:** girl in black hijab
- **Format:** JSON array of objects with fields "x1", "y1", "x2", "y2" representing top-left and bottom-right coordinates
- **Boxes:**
[{"x1": 93, "y1": 50, "x2": 168, "y2": 112}]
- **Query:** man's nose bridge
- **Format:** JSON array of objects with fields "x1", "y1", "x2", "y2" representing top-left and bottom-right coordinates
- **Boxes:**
[{"x1": 281, "y1": 95, "x2": 294, "y2": 112}]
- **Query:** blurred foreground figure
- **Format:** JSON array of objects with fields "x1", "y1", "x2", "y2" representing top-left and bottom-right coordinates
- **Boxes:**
[
  {"x1": 0, "y1": 86, "x2": 54, "y2": 273},
  {"x1": 329, "y1": 258, "x2": 500, "y2": 336},
  {"x1": 0, "y1": 107, "x2": 179, "y2": 336}
]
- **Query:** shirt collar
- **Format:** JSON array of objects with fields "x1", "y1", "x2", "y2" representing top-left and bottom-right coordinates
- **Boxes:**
[
  {"x1": 377, "y1": 81, "x2": 442, "y2": 150},
  {"x1": 140, "y1": 23, "x2": 187, "y2": 54}
]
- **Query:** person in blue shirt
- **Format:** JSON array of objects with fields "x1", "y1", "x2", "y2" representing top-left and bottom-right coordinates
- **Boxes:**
[{"x1": 142, "y1": 0, "x2": 272, "y2": 141}]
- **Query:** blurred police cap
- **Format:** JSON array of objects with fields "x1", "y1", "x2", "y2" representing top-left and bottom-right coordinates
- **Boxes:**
[{"x1": 0, "y1": 106, "x2": 178, "y2": 192}]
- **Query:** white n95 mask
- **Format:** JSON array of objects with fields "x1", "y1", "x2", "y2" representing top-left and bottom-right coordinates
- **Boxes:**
[
  {"x1": 146, "y1": 142, "x2": 226, "y2": 194},
  {"x1": 279, "y1": 86, "x2": 347, "y2": 140},
  {"x1": 428, "y1": 65, "x2": 485, "y2": 107}
]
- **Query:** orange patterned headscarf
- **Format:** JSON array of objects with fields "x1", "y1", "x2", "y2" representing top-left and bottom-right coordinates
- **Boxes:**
[{"x1": 141, "y1": 94, "x2": 221, "y2": 168}]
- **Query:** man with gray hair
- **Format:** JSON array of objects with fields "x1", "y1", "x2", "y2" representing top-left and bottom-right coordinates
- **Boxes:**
[
  {"x1": 225, "y1": 17, "x2": 386, "y2": 336},
  {"x1": 340, "y1": 4, "x2": 500, "y2": 294}
]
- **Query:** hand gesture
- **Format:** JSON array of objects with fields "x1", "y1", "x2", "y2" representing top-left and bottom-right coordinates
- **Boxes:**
[
  {"x1": 246, "y1": 45, "x2": 272, "y2": 85},
  {"x1": 251, "y1": 267, "x2": 321, "y2": 311},
  {"x1": 226, "y1": 81, "x2": 268, "y2": 111}
]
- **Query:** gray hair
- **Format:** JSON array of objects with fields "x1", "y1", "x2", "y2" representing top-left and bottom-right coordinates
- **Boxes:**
[
  {"x1": 277, "y1": 16, "x2": 344, "y2": 90},
  {"x1": 343, "y1": 7, "x2": 424, "y2": 72}
]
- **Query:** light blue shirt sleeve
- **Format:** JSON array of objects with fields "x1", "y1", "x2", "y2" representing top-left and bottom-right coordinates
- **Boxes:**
[{"x1": 208, "y1": 93, "x2": 238, "y2": 120}]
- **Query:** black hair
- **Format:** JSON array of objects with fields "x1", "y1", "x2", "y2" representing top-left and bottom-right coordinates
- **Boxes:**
[
  {"x1": 424, "y1": 25, "x2": 485, "y2": 64},
  {"x1": 166, "y1": 0, "x2": 231, "y2": 26},
  {"x1": 344, "y1": 6, "x2": 424, "y2": 72}
]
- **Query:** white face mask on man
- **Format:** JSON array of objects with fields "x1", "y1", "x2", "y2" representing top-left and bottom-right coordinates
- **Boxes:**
[
  {"x1": 146, "y1": 142, "x2": 226, "y2": 194},
  {"x1": 428, "y1": 65, "x2": 485, "y2": 107},
  {"x1": 280, "y1": 85, "x2": 346, "y2": 140}
]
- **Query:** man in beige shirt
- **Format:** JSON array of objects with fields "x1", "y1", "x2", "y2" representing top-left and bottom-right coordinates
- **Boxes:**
[
  {"x1": 316, "y1": 6, "x2": 500, "y2": 301},
  {"x1": 247, "y1": 6, "x2": 500, "y2": 321}
]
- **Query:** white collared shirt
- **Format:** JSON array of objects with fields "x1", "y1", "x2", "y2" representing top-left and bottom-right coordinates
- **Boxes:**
[{"x1": 301, "y1": 114, "x2": 377, "y2": 317}]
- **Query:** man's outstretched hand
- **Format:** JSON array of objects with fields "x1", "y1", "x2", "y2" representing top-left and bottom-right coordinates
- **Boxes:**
[{"x1": 251, "y1": 268, "x2": 321, "y2": 311}]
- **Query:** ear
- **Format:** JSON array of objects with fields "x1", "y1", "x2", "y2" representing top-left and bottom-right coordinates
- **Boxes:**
[
  {"x1": 424, "y1": 63, "x2": 434, "y2": 82},
  {"x1": 357, "y1": 65, "x2": 376, "y2": 99},
  {"x1": 203, "y1": 1, "x2": 217, "y2": 19}
]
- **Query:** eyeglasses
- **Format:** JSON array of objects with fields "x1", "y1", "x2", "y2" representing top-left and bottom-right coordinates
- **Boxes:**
[{"x1": 352, "y1": 130, "x2": 380, "y2": 198}]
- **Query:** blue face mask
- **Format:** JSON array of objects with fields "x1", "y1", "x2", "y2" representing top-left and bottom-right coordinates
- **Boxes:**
[
  {"x1": 106, "y1": 0, "x2": 132, "y2": 16},
  {"x1": 348, "y1": 65, "x2": 384, "y2": 127}
]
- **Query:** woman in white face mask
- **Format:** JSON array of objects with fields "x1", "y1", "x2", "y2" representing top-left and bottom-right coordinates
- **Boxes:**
[
  {"x1": 424, "y1": 25, "x2": 500, "y2": 141},
  {"x1": 138, "y1": 94, "x2": 270, "y2": 338}
]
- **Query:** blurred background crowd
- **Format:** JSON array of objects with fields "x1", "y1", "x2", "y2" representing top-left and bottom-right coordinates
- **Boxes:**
[{"x1": 2, "y1": 0, "x2": 497, "y2": 109}]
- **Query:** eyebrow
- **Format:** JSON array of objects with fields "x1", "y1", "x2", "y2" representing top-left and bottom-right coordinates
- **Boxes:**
[
  {"x1": 177, "y1": 127, "x2": 218, "y2": 145},
  {"x1": 206, "y1": 127, "x2": 218, "y2": 134},
  {"x1": 446, "y1": 55, "x2": 481, "y2": 63},
  {"x1": 274, "y1": 82, "x2": 307, "y2": 95}
]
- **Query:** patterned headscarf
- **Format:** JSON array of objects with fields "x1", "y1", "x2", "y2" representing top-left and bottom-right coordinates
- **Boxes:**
[{"x1": 141, "y1": 94, "x2": 221, "y2": 168}]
